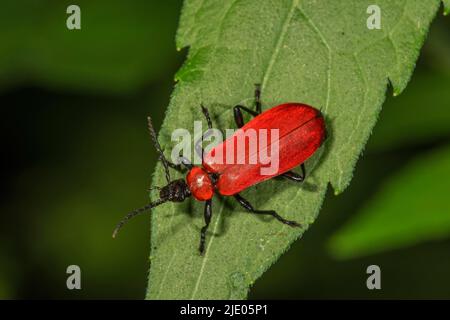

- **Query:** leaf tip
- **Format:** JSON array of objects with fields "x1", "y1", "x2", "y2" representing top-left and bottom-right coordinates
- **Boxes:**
[
  {"x1": 443, "y1": 0, "x2": 450, "y2": 15},
  {"x1": 390, "y1": 79, "x2": 405, "y2": 97}
]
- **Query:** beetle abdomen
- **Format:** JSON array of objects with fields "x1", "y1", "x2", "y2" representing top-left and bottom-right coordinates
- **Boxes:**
[{"x1": 203, "y1": 103, "x2": 326, "y2": 196}]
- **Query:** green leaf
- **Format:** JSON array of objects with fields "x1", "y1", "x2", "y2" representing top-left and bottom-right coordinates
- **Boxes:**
[
  {"x1": 329, "y1": 145, "x2": 450, "y2": 259},
  {"x1": 0, "y1": 1, "x2": 180, "y2": 93},
  {"x1": 147, "y1": 0, "x2": 448, "y2": 299},
  {"x1": 445, "y1": 0, "x2": 450, "y2": 15},
  {"x1": 367, "y1": 73, "x2": 450, "y2": 152},
  {"x1": 0, "y1": 247, "x2": 16, "y2": 299}
]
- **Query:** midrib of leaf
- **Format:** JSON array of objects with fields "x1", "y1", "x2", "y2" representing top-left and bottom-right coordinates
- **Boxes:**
[
  {"x1": 147, "y1": 0, "x2": 448, "y2": 300},
  {"x1": 190, "y1": 200, "x2": 226, "y2": 299},
  {"x1": 295, "y1": 7, "x2": 332, "y2": 113},
  {"x1": 261, "y1": 0, "x2": 300, "y2": 91},
  {"x1": 184, "y1": 0, "x2": 239, "y2": 299},
  {"x1": 190, "y1": 0, "x2": 300, "y2": 299},
  {"x1": 154, "y1": 237, "x2": 176, "y2": 299}
]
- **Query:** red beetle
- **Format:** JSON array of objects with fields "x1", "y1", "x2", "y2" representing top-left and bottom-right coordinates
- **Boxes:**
[{"x1": 113, "y1": 85, "x2": 327, "y2": 254}]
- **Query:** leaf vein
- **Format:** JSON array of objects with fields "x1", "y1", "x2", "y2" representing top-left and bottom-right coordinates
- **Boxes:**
[
  {"x1": 261, "y1": 0, "x2": 300, "y2": 92},
  {"x1": 296, "y1": 6, "x2": 332, "y2": 112}
]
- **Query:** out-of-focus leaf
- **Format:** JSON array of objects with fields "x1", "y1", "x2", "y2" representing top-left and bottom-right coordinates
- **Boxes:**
[
  {"x1": 6, "y1": 97, "x2": 163, "y2": 298},
  {"x1": 0, "y1": 246, "x2": 17, "y2": 299},
  {"x1": 423, "y1": 18, "x2": 450, "y2": 72},
  {"x1": 367, "y1": 73, "x2": 450, "y2": 152},
  {"x1": 0, "y1": 1, "x2": 181, "y2": 93},
  {"x1": 329, "y1": 145, "x2": 450, "y2": 259},
  {"x1": 147, "y1": 0, "x2": 448, "y2": 299}
]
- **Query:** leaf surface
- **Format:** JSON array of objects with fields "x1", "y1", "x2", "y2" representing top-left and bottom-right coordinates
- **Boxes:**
[{"x1": 147, "y1": 0, "x2": 448, "y2": 299}]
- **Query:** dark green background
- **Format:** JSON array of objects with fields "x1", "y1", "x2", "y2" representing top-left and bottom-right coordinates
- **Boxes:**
[{"x1": 1, "y1": 1, "x2": 449, "y2": 298}]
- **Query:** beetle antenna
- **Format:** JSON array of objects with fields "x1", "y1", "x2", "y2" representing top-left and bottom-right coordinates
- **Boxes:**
[
  {"x1": 112, "y1": 198, "x2": 166, "y2": 238},
  {"x1": 147, "y1": 186, "x2": 161, "y2": 192},
  {"x1": 147, "y1": 116, "x2": 171, "y2": 184}
]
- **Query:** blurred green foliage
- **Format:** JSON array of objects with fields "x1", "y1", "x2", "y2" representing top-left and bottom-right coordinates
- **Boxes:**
[
  {"x1": 367, "y1": 73, "x2": 450, "y2": 151},
  {"x1": 328, "y1": 17, "x2": 450, "y2": 261},
  {"x1": 0, "y1": 1, "x2": 180, "y2": 93},
  {"x1": 0, "y1": 1, "x2": 449, "y2": 299},
  {"x1": 329, "y1": 145, "x2": 450, "y2": 259}
]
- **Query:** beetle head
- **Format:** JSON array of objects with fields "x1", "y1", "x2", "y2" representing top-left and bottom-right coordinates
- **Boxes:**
[
  {"x1": 112, "y1": 178, "x2": 191, "y2": 239},
  {"x1": 159, "y1": 179, "x2": 191, "y2": 202}
]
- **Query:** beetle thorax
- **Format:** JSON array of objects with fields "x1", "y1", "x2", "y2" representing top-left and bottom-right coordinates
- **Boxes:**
[{"x1": 186, "y1": 167, "x2": 214, "y2": 201}]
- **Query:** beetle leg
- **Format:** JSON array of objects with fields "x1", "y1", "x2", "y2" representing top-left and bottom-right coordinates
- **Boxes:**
[
  {"x1": 166, "y1": 156, "x2": 193, "y2": 171},
  {"x1": 194, "y1": 105, "x2": 214, "y2": 161},
  {"x1": 233, "y1": 194, "x2": 301, "y2": 227},
  {"x1": 254, "y1": 83, "x2": 261, "y2": 114},
  {"x1": 194, "y1": 130, "x2": 214, "y2": 161},
  {"x1": 233, "y1": 105, "x2": 259, "y2": 128},
  {"x1": 282, "y1": 164, "x2": 306, "y2": 183},
  {"x1": 194, "y1": 139, "x2": 204, "y2": 161},
  {"x1": 199, "y1": 199, "x2": 213, "y2": 255},
  {"x1": 165, "y1": 159, "x2": 183, "y2": 172},
  {"x1": 232, "y1": 84, "x2": 261, "y2": 128},
  {"x1": 201, "y1": 104, "x2": 213, "y2": 129}
]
